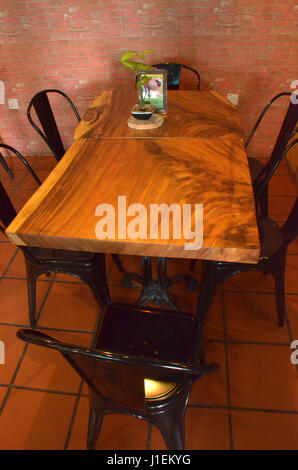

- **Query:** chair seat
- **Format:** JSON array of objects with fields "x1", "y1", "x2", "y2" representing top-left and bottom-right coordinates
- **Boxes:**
[
  {"x1": 248, "y1": 156, "x2": 264, "y2": 181},
  {"x1": 27, "y1": 246, "x2": 95, "y2": 262},
  {"x1": 258, "y1": 215, "x2": 284, "y2": 258},
  {"x1": 93, "y1": 303, "x2": 198, "y2": 407},
  {"x1": 94, "y1": 303, "x2": 198, "y2": 366}
]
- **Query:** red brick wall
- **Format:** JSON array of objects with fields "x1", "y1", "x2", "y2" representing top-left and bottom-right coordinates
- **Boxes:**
[{"x1": 0, "y1": 0, "x2": 297, "y2": 157}]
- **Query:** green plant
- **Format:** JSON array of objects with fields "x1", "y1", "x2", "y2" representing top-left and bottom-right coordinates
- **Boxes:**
[
  {"x1": 120, "y1": 50, "x2": 155, "y2": 108},
  {"x1": 120, "y1": 50, "x2": 154, "y2": 72}
]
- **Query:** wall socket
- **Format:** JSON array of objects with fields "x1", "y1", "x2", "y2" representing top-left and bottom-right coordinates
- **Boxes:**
[
  {"x1": 227, "y1": 93, "x2": 239, "y2": 106},
  {"x1": 8, "y1": 98, "x2": 19, "y2": 109}
]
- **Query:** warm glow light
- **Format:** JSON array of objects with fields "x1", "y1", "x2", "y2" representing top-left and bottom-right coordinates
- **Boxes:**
[{"x1": 144, "y1": 378, "x2": 177, "y2": 399}]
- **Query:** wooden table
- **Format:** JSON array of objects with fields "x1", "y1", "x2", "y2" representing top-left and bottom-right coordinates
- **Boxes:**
[{"x1": 6, "y1": 90, "x2": 260, "y2": 265}]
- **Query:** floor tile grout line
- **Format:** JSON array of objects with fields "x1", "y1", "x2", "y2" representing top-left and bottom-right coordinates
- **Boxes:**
[
  {"x1": 0, "y1": 384, "x2": 81, "y2": 397},
  {"x1": 0, "y1": 342, "x2": 29, "y2": 416},
  {"x1": 206, "y1": 338, "x2": 293, "y2": 347},
  {"x1": 2, "y1": 274, "x2": 298, "y2": 291},
  {"x1": 64, "y1": 307, "x2": 103, "y2": 450},
  {"x1": 34, "y1": 274, "x2": 57, "y2": 325},
  {"x1": 6, "y1": 160, "x2": 38, "y2": 193},
  {"x1": 2, "y1": 379, "x2": 298, "y2": 417},
  {"x1": 0, "y1": 382, "x2": 90, "y2": 399},
  {"x1": 1, "y1": 248, "x2": 296, "y2": 445},
  {"x1": 223, "y1": 289, "x2": 298, "y2": 296},
  {"x1": 221, "y1": 286, "x2": 234, "y2": 450},
  {"x1": 0, "y1": 321, "x2": 94, "y2": 335},
  {"x1": 64, "y1": 380, "x2": 85, "y2": 450},
  {"x1": 14, "y1": 158, "x2": 39, "y2": 188},
  {"x1": 0, "y1": 273, "x2": 57, "y2": 416},
  {"x1": 2, "y1": 276, "x2": 53, "y2": 283},
  {"x1": 31, "y1": 155, "x2": 53, "y2": 171},
  {"x1": 0, "y1": 247, "x2": 19, "y2": 283},
  {"x1": 189, "y1": 403, "x2": 298, "y2": 414},
  {"x1": 0, "y1": 322, "x2": 292, "y2": 347}
]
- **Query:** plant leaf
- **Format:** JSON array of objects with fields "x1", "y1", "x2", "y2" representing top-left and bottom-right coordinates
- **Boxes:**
[
  {"x1": 120, "y1": 50, "x2": 155, "y2": 72},
  {"x1": 140, "y1": 49, "x2": 155, "y2": 61}
]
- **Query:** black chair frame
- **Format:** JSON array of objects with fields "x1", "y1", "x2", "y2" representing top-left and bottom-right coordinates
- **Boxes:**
[
  {"x1": 27, "y1": 89, "x2": 81, "y2": 162},
  {"x1": 17, "y1": 302, "x2": 219, "y2": 449},
  {"x1": 153, "y1": 63, "x2": 201, "y2": 90},
  {"x1": 195, "y1": 139, "x2": 298, "y2": 328},
  {"x1": 246, "y1": 91, "x2": 297, "y2": 217},
  {"x1": 0, "y1": 144, "x2": 114, "y2": 326},
  {"x1": 0, "y1": 144, "x2": 41, "y2": 185}
]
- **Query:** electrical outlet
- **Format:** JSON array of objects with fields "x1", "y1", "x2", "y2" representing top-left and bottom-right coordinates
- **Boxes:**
[
  {"x1": 8, "y1": 98, "x2": 19, "y2": 109},
  {"x1": 227, "y1": 93, "x2": 239, "y2": 106}
]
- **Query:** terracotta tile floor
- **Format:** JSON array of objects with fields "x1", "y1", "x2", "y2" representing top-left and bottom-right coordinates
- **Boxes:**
[{"x1": 0, "y1": 155, "x2": 297, "y2": 450}]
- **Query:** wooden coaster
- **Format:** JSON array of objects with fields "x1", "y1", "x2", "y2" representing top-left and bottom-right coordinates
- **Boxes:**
[{"x1": 127, "y1": 114, "x2": 164, "y2": 130}]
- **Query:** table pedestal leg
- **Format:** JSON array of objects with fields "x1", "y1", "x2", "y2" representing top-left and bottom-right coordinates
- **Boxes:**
[{"x1": 121, "y1": 256, "x2": 198, "y2": 310}]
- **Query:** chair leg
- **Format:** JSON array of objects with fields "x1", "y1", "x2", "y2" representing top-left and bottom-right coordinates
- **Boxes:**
[
  {"x1": 112, "y1": 254, "x2": 125, "y2": 273},
  {"x1": 24, "y1": 257, "x2": 44, "y2": 327},
  {"x1": 80, "y1": 254, "x2": 111, "y2": 308},
  {"x1": 196, "y1": 262, "x2": 223, "y2": 323},
  {"x1": 151, "y1": 396, "x2": 188, "y2": 450},
  {"x1": 273, "y1": 269, "x2": 286, "y2": 327},
  {"x1": 87, "y1": 394, "x2": 106, "y2": 450},
  {"x1": 258, "y1": 183, "x2": 268, "y2": 217},
  {"x1": 27, "y1": 275, "x2": 38, "y2": 327},
  {"x1": 189, "y1": 259, "x2": 197, "y2": 272}
]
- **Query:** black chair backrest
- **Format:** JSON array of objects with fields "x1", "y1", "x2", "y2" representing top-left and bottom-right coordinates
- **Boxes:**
[
  {"x1": 27, "y1": 89, "x2": 81, "y2": 162},
  {"x1": 255, "y1": 138, "x2": 298, "y2": 256},
  {"x1": 254, "y1": 136, "x2": 298, "y2": 204},
  {"x1": 17, "y1": 314, "x2": 208, "y2": 411},
  {"x1": 16, "y1": 330, "x2": 170, "y2": 410},
  {"x1": 0, "y1": 180, "x2": 17, "y2": 230},
  {"x1": 280, "y1": 197, "x2": 298, "y2": 251},
  {"x1": 153, "y1": 63, "x2": 200, "y2": 90},
  {"x1": 0, "y1": 144, "x2": 41, "y2": 232},
  {"x1": 266, "y1": 96, "x2": 298, "y2": 170},
  {"x1": 0, "y1": 144, "x2": 41, "y2": 187},
  {"x1": 245, "y1": 91, "x2": 297, "y2": 149}
]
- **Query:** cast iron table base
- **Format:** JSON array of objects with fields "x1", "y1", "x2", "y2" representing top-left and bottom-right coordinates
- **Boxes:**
[{"x1": 121, "y1": 256, "x2": 198, "y2": 310}]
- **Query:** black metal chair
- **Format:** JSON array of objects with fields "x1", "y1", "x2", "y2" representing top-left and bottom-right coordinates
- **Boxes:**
[
  {"x1": 26, "y1": 91, "x2": 125, "y2": 275},
  {"x1": 17, "y1": 302, "x2": 218, "y2": 449},
  {"x1": 0, "y1": 144, "x2": 114, "y2": 326},
  {"x1": 153, "y1": 63, "x2": 200, "y2": 90},
  {"x1": 245, "y1": 92, "x2": 298, "y2": 217},
  {"x1": 27, "y1": 89, "x2": 81, "y2": 162},
  {"x1": 190, "y1": 109, "x2": 298, "y2": 272},
  {"x1": 195, "y1": 139, "x2": 298, "y2": 328}
]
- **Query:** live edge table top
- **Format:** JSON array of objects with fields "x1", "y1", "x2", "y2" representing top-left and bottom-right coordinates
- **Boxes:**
[{"x1": 6, "y1": 90, "x2": 260, "y2": 264}]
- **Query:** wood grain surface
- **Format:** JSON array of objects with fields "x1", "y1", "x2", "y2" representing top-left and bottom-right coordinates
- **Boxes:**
[
  {"x1": 74, "y1": 90, "x2": 244, "y2": 141},
  {"x1": 6, "y1": 132, "x2": 260, "y2": 263}
]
